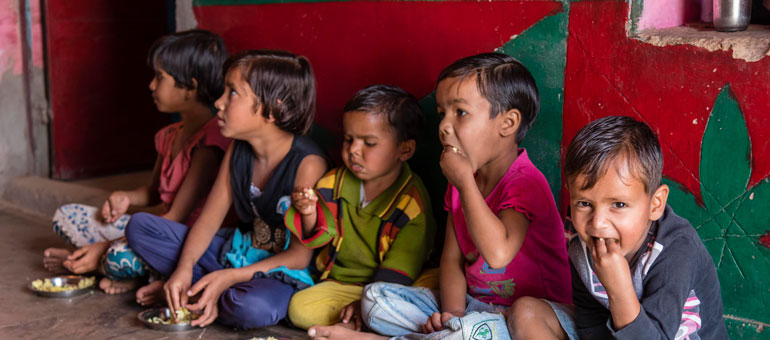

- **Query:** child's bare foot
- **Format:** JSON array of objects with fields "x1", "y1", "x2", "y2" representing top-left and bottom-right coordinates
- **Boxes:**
[
  {"x1": 99, "y1": 277, "x2": 137, "y2": 295},
  {"x1": 43, "y1": 248, "x2": 71, "y2": 273},
  {"x1": 135, "y1": 280, "x2": 165, "y2": 306},
  {"x1": 308, "y1": 324, "x2": 387, "y2": 340}
]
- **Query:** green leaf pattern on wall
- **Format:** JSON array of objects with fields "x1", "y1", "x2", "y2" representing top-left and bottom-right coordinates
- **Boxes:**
[{"x1": 663, "y1": 85, "x2": 770, "y2": 328}]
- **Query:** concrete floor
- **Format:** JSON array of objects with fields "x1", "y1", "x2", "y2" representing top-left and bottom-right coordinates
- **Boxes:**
[{"x1": 0, "y1": 206, "x2": 308, "y2": 340}]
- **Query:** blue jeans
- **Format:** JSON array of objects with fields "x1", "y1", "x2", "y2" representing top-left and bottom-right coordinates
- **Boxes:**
[
  {"x1": 125, "y1": 212, "x2": 297, "y2": 329},
  {"x1": 362, "y1": 282, "x2": 511, "y2": 340}
]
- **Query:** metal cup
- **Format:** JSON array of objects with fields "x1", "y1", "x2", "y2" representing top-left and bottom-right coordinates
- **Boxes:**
[{"x1": 713, "y1": 0, "x2": 751, "y2": 31}]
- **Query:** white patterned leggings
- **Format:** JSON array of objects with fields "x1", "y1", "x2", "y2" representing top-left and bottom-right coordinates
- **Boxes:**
[{"x1": 52, "y1": 203, "x2": 147, "y2": 280}]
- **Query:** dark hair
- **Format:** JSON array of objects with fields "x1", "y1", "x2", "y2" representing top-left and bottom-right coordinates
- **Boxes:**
[
  {"x1": 148, "y1": 29, "x2": 228, "y2": 106},
  {"x1": 343, "y1": 85, "x2": 425, "y2": 142},
  {"x1": 223, "y1": 50, "x2": 316, "y2": 135},
  {"x1": 436, "y1": 52, "x2": 539, "y2": 144},
  {"x1": 564, "y1": 116, "x2": 663, "y2": 195}
]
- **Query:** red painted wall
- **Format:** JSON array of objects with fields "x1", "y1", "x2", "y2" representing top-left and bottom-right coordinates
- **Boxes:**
[
  {"x1": 563, "y1": 1, "x2": 770, "y2": 206},
  {"x1": 195, "y1": 2, "x2": 561, "y2": 136},
  {"x1": 47, "y1": 1, "x2": 170, "y2": 179}
]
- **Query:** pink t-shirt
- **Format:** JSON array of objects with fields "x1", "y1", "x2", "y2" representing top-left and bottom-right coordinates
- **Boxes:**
[
  {"x1": 155, "y1": 117, "x2": 231, "y2": 226},
  {"x1": 444, "y1": 149, "x2": 571, "y2": 306}
]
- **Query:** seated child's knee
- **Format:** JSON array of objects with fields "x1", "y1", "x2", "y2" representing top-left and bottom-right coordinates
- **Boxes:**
[{"x1": 509, "y1": 297, "x2": 545, "y2": 326}]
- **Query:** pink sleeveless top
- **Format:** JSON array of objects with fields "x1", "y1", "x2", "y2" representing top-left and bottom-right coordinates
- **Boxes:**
[{"x1": 155, "y1": 118, "x2": 231, "y2": 226}]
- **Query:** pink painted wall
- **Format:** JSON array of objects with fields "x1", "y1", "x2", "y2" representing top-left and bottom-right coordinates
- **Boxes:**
[{"x1": 638, "y1": 0, "x2": 702, "y2": 30}]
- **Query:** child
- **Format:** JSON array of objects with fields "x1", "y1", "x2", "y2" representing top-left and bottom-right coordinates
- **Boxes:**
[
  {"x1": 308, "y1": 53, "x2": 572, "y2": 340},
  {"x1": 125, "y1": 49, "x2": 329, "y2": 329},
  {"x1": 507, "y1": 116, "x2": 728, "y2": 339},
  {"x1": 42, "y1": 30, "x2": 230, "y2": 297},
  {"x1": 284, "y1": 84, "x2": 437, "y2": 331}
]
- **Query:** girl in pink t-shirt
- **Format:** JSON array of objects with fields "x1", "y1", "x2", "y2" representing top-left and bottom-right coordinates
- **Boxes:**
[
  {"x1": 310, "y1": 53, "x2": 570, "y2": 340},
  {"x1": 42, "y1": 30, "x2": 231, "y2": 301}
]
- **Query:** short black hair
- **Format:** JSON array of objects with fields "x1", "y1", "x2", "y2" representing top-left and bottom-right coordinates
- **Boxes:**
[
  {"x1": 564, "y1": 116, "x2": 663, "y2": 195},
  {"x1": 436, "y1": 52, "x2": 539, "y2": 144},
  {"x1": 148, "y1": 29, "x2": 228, "y2": 106},
  {"x1": 343, "y1": 85, "x2": 425, "y2": 142},
  {"x1": 223, "y1": 50, "x2": 316, "y2": 135}
]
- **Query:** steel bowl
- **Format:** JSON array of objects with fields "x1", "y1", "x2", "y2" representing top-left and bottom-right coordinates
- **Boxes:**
[
  {"x1": 28, "y1": 275, "x2": 95, "y2": 298},
  {"x1": 137, "y1": 307, "x2": 200, "y2": 332}
]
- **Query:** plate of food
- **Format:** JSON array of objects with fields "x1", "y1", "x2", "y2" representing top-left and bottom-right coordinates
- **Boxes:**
[
  {"x1": 138, "y1": 307, "x2": 201, "y2": 331},
  {"x1": 28, "y1": 275, "x2": 95, "y2": 298}
]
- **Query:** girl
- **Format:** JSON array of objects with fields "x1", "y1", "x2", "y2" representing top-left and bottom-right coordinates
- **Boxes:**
[
  {"x1": 125, "y1": 50, "x2": 329, "y2": 329},
  {"x1": 42, "y1": 30, "x2": 230, "y2": 297}
]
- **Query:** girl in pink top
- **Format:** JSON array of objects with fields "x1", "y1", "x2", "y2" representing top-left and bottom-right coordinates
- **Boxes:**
[{"x1": 42, "y1": 30, "x2": 230, "y2": 302}]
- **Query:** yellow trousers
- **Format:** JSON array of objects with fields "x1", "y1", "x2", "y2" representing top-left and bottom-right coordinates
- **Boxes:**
[
  {"x1": 287, "y1": 268, "x2": 440, "y2": 330},
  {"x1": 288, "y1": 280, "x2": 364, "y2": 330}
]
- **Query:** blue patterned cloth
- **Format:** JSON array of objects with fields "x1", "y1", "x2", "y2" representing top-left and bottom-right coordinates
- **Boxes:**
[{"x1": 222, "y1": 228, "x2": 314, "y2": 289}]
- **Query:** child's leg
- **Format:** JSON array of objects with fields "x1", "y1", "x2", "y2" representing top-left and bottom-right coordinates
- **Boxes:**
[
  {"x1": 45, "y1": 203, "x2": 130, "y2": 272},
  {"x1": 361, "y1": 282, "x2": 440, "y2": 336},
  {"x1": 53, "y1": 203, "x2": 129, "y2": 246},
  {"x1": 98, "y1": 238, "x2": 147, "y2": 295},
  {"x1": 506, "y1": 297, "x2": 575, "y2": 340},
  {"x1": 124, "y1": 212, "x2": 229, "y2": 280},
  {"x1": 287, "y1": 280, "x2": 364, "y2": 330},
  {"x1": 217, "y1": 277, "x2": 296, "y2": 329}
]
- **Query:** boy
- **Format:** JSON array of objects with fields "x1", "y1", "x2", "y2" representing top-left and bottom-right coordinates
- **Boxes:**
[
  {"x1": 508, "y1": 116, "x2": 728, "y2": 339},
  {"x1": 285, "y1": 84, "x2": 437, "y2": 331},
  {"x1": 309, "y1": 53, "x2": 571, "y2": 340}
]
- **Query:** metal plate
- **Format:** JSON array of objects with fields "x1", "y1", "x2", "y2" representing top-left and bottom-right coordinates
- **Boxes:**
[
  {"x1": 137, "y1": 308, "x2": 199, "y2": 332},
  {"x1": 28, "y1": 275, "x2": 94, "y2": 298}
]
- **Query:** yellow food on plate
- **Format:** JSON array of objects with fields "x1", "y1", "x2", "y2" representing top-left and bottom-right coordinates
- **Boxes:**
[
  {"x1": 148, "y1": 307, "x2": 200, "y2": 325},
  {"x1": 31, "y1": 277, "x2": 95, "y2": 292},
  {"x1": 249, "y1": 337, "x2": 279, "y2": 340}
]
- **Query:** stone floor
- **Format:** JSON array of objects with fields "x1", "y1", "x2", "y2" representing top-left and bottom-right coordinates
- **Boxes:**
[{"x1": 0, "y1": 206, "x2": 308, "y2": 340}]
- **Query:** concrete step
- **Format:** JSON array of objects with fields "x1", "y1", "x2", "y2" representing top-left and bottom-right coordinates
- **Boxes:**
[{"x1": 1, "y1": 171, "x2": 152, "y2": 220}]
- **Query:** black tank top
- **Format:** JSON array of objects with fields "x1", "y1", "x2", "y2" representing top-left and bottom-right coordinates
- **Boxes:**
[{"x1": 229, "y1": 136, "x2": 328, "y2": 253}]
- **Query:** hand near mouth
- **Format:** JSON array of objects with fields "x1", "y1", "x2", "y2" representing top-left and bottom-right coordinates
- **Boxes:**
[
  {"x1": 440, "y1": 145, "x2": 473, "y2": 189},
  {"x1": 589, "y1": 237, "x2": 642, "y2": 329}
]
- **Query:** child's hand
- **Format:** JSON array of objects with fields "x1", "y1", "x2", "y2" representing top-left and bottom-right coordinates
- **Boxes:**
[
  {"x1": 339, "y1": 300, "x2": 362, "y2": 331},
  {"x1": 291, "y1": 187, "x2": 318, "y2": 216},
  {"x1": 184, "y1": 269, "x2": 241, "y2": 327},
  {"x1": 63, "y1": 241, "x2": 110, "y2": 274},
  {"x1": 422, "y1": 311, "x2": 463, "y2": 333},
  {"x1": 590, "y1": 238, "x2": 633, "y2": 295},
  {"x1": 100, "y1": 191, "x2": 130, "y2": 223},
  {"x1": 440, "y1": 145, "x2": 474, "y2": 189},
  {"x1": 164, "y1": 267, "x2": 193, "y2": 320}
]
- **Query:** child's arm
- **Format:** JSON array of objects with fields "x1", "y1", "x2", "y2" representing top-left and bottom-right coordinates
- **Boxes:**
[
  {"x1": 591, "y1": 238, "x2": 639, "y2": 329},
  {"x1": 438, "y1": 219, "x2": 467, "y2": 316},
  {"x1": 424, "y1": 219, "x2": 467, "y2": 333},
  {"x1": 160, "y1": 146, "x2": 223, "y2": 222},
  {"x1": 164, "y1": 144, "x2": 234, "y2": 314},
  {"x1": 101, "y1": 153, "x2": 163, "y2": 223},
  {"x1": 289, "y1": 155, "x2": 328, "y2": 235},
  {"x1": 590, "y1": 236, "x2": 706, "y2": 339},
  {"x1": 441, "y1": 149, "x2": 530, "y2": 269}
]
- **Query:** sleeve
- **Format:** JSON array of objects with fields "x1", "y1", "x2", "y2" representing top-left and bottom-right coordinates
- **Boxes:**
[
  {"x1": 154, "y1": 124, "x2": 174, "y2": 155},
  {"x1": 375, "y1": 191, "x2": 437, "y2": 285},
  {"x1": 200, "y1": 120, "x2": 232, "y2": 152},
  {"x1": 284, "y1": 169, "x2": 340, "y2": 249},
  {"x1": 607, "y1": 234, "x2": 700, "y2": 340},
  {"x1": 497, "y1": 175, "x2": 542, "y2": 221}
]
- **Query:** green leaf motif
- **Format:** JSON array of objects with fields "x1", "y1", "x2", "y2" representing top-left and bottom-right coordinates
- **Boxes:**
[{"x1": 665, "y1": 85, "x2": 770, "y2": 333}]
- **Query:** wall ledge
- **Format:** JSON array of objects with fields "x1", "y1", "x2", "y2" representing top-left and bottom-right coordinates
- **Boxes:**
[{"x1": 636, "y1": 24, "x2": 770, "y2": 62}]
